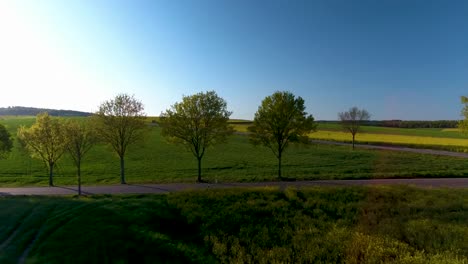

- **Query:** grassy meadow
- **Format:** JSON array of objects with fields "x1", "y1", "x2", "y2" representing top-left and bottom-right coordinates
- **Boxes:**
[
  {"x1": 0, "y1": 186, "x2": 467, "y2": 263},
  {"x1": 1, "y1": 117, "x2": 468, "y2": 186}
]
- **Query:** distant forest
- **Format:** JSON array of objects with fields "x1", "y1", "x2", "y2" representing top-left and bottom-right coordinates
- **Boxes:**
[
  {"x1": 0, "y1": 106, "x2": 92, "y2": 117},
  {"x1": 0, "y1": 106, "x2": 460, "y2": 128},
  {"x1": 365, "y1": 120, "x2": 459, "y2": 128}
]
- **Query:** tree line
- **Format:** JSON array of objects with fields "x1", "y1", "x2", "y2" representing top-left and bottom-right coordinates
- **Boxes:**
[
  {"x1": 0, "y1": 106, "x2": 92, "y2": 117},
  {"x1": 365, "y1": 120, "x2": 459, "y2": 129},
  {"x1": 0, "y1": 92, "x2": 467, "y2": 195}
]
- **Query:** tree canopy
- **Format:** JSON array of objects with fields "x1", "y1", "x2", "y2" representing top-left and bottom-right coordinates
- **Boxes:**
[
  {"x1": 159, "y1": 91, "x2": 233, "y2": 182},
  {"x1": 0, "y1": 124, "x2": 13, "y2": 159},
  {"x1": 459, "y1": 96, "x2": 468, "y2": 133},
  {"x1": 93, "y1": 94, "x2": 147, "y2": 184},
  {"x1": 338, "y1": 107, "x2": 371, "y2": 149},
  {"x1": 17, "y1": 112, "x2": 68, "y2": 186},
  {"x1": 65, "y1": 119, "x2": 97, "y2": 195},
  {"x1": 248, "y1": 91, "x2": 316, "y2": 179}
]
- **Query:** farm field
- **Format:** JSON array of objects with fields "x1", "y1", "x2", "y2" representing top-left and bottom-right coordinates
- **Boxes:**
[
  {"x1": 316, "y1": 123, "x2": 466, "y2": 138},
  {"x1": 1, "y1": 117, "x2": 468, "y2": 186},
  {"x1": 233, "y1": 122, "x2": 468, "y2": 151},
  {"x1": 0, "y1": 186, "x2": 467, "y2": 263}
]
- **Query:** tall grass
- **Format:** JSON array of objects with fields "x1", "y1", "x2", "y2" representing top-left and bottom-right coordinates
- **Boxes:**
[{"x1": 0, "y1": 186, "x2": 467, "y2": 263}]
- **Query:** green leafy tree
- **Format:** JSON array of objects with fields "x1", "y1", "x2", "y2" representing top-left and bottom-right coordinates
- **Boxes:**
[
  {"x1": 65, "y1": 119, "x2": 97, "y2": 195},
  {"x1": 338, "y1": 107, "x2": 371, "y2": 150},
  {"x1": 0, "y1": 124, "x2": 13, "y2": 159},
  {"x1": 248, "y1": 91, "x2": 316, "y2": 179},
  {"x1": 93, "y1": 94, "x2": 147, "y2": 184},
  {"x1": 160, "y1": 91, "x2": 233, "y2": 182},
  {"x1": 459, "y1": 96, "x2": 468, "y2": 133},
  {"x1": 17, "y1": 112, "x2": 68, "y2": 186}
]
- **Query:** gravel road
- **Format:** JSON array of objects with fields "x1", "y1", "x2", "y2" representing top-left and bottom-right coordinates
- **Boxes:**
[{"x1": 0, "y1": 178, "x2": 467, "y2": 196}]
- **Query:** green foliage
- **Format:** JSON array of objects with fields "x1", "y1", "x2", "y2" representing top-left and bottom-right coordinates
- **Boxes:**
[
  {"x1": 160, "y1": 91, "x2": 234, "y2": 182},
  {"x1": 2, "y1": 120, "x2": 468, "y2": 186},
  {"x1": 93, "y1": 94, "x2": 147, "y2": 184},
  {"x1": 459, "y1": 96, "x2": 468, "y2": 134},
  {"x1": 248, "y1": 91, "x2": 316, "y2": 178},
  {"x1": 2, "y1": 187, "x2": 467, "y2": 263},
  {"x1": 65, "y1": 118, "x2": 97, "y2": 168},
  {"x1": 0, "y1": 124, "x2": 13, "y2": 159},
  {"x1": 16, "y1": 113, "x2": 68, "y2": 186},
  {"x1": 65, "y1": 119, "x2": 97, "y2": 195},
  {"x1": 339, "y1": 106, "x2": 371, "y2": 149}
]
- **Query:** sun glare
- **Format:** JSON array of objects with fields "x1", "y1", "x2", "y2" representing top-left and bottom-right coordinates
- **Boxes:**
[{"x1": 0, "y1": 1, "x2": 108, "y2": 111}]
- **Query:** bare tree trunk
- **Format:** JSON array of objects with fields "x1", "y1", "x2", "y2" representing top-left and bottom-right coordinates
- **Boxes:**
[
  {"x1": 197, "y1": 157, "x2": 202, "y2": 183},
  {"x1": 352, "y1": 134, "x2": 355, "y2": 150},
  {"x1": 278, "y1": 152, "x2": 282, "y2": 180},
  {"x1": 49, "y1": 162, "x2": 54, "y2": 187},
  {"x1": 77, "y1": 161, "x2": 81, "y2": 196},
  {"x1": 120, "y1": 156, "x2": 126, "y2": 184}
]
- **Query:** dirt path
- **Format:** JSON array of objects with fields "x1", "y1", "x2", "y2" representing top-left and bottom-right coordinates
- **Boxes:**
[
  {"x1": 310, "y1": 139, "x2": 468, "y2": 158},
  {"x1": 0, "y1": 178, "x2": 467, "y2": 196}
]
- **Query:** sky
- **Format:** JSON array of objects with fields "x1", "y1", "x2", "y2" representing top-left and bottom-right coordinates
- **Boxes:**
[{"x1": 0, "y1": 0, "x2": 467, "y2": 120}]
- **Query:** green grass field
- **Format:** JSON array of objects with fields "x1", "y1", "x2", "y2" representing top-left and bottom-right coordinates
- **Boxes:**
[
  {"x1": 1, "y1": 117, "x2": 468, "y2": 186},
  {"x1": 0, "y1": 186, "x2": 467, "y2": 263}
]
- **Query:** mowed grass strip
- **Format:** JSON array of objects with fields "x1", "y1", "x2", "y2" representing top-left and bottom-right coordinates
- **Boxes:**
[
  {"x1": 1, "y1": 123, "x2": 468, "y2": 186},
  {"x1": 0, "y1": 186, "x2": 467, "y2": 263}
]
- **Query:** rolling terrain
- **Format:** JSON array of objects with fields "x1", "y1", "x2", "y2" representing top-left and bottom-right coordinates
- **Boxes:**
[{"x1": 0, "y1": 187, "x2": 467, "y2": 263}]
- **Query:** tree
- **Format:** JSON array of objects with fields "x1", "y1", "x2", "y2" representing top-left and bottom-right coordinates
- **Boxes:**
[
  {"x1": 248, "y1": 91, "x2": 316, "y2": 179},
  {"x1": 459, "y1": 96, "x2": 468, "y2": 133},
  {"x1": 65, "y1": 119, "x2": 97, "y2": 195},
  {"x1": 159, "y1": 91, "x2": 233, "y2": 182},
  {"x1": 17, "y1": 112, "x2": 68, "y2": 186},
  {"x1": 0, "y1": 124, "x2": 13, "y2": 159},
  {"x1": 338, "y1": 106, "x2": 371, "y2": 150},
  {"x1": 93, "y1": 94, "x2": 147, "y2": 184}
]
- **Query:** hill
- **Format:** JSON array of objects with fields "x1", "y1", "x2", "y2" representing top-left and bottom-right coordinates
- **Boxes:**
[{"x1": 0, "y1": 106, "x2": 92, "y2": 117}]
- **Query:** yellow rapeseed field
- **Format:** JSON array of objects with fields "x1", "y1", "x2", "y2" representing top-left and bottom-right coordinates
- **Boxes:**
[
  {"x1": 232, "y1": 124, "x2": 468, "y2": 148},
  {"x1": 309, "y1": 130, "x2": 468, "y2": 148}
]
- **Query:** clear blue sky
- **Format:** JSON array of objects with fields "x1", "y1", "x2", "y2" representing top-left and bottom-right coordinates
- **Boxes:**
[{"x1": 1, "y1": 0, "x2": 467, "y2": 120}]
